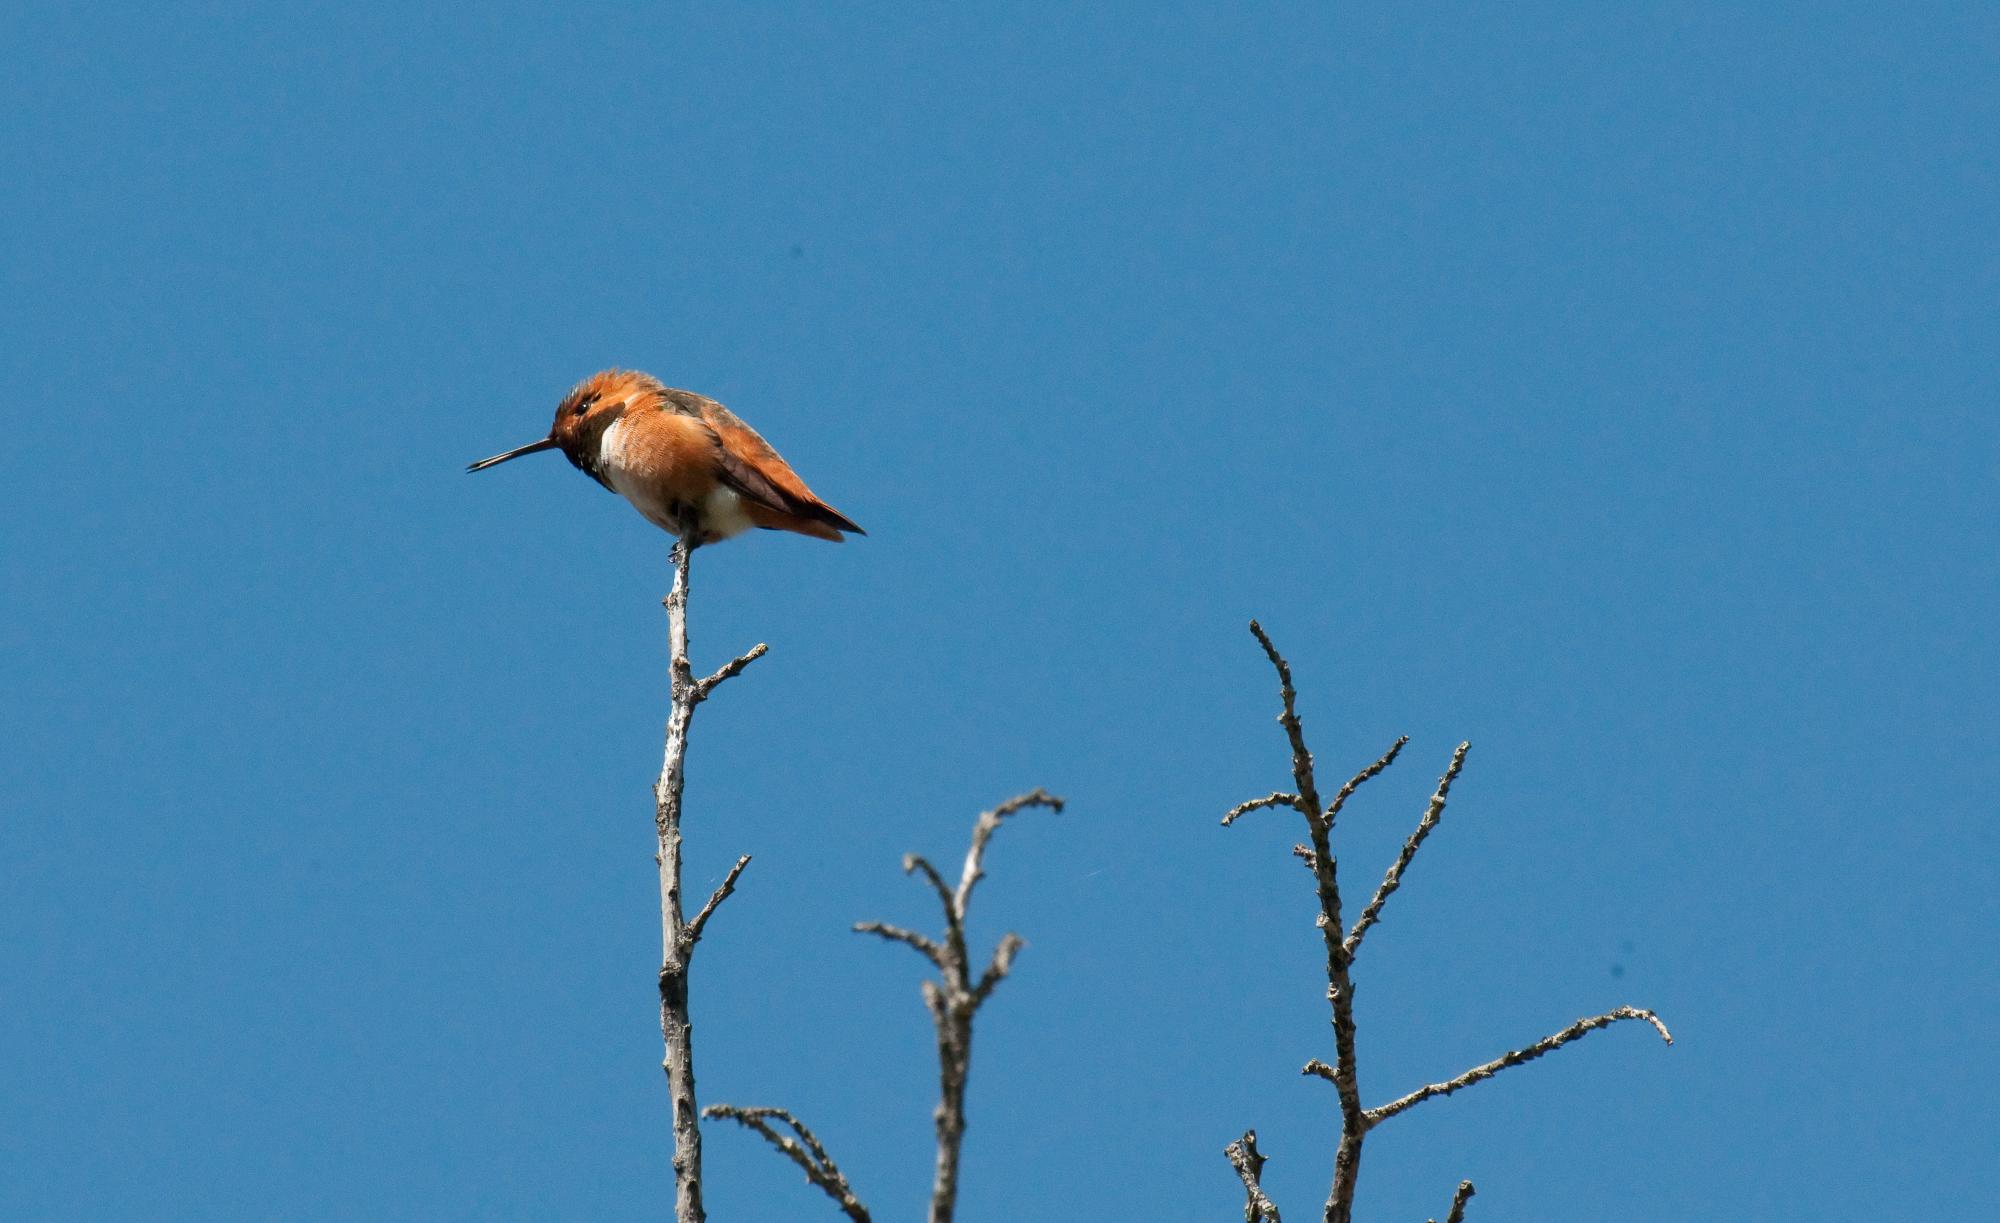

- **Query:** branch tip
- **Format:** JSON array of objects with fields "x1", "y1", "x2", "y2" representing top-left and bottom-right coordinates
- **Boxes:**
[
  {"x1": 1367, "y1": 1006, "x2": 1675, "y2": 1126},
  {"x1": 1441, "y1": 1179, "x2": 1476, "y2": 1223},
  {"x1": 681, "y1": 855, "x2": 751, "y2": 952},
  {"x1": 1225, "y1": 1129, "x2": 1282, "y2": 1222}
]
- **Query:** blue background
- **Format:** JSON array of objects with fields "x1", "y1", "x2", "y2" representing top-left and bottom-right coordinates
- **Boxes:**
[{"x1": 3, "y1": 3, "x2": 1994, "y2": 1219}]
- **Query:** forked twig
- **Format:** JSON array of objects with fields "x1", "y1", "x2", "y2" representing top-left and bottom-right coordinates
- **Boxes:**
[{"x1": 855, "y1": 790, "x2": 1063, "y2": 1223}]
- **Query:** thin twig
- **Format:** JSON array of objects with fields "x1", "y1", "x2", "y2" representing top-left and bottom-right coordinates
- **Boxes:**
[
  {"x1": 695, "y1": 642, "x2": 769, "y2": 700},
  {"x1": 1248, "y1": 621, "x2": 1325, "y2": 819},
  {"x1": 857, "y1": 790, "x2": 1062, "y2": 1223},
  {"x1": 682, "y1": 855, "x2": 752, "y2": 952},
  {"x1": 1223, "y1": 791, "x2": 1301, "y2": 826},
  {"x1": 971, "y1": 932, "x2": 1024, "y2": 1003},
  {"x1": 1323, "y1": 736, "x2": 1409, "y2": 828},
  {"x1": 1366, "y1": 1007, "x2": 1674, "y2": 1127},
  {"x1": 956, "y1": 789, "x2": 1061, "y2": 915},
  {"x1": 1344, "y1": 743, "x2": 1469, "y2": 956},
  {"x1": 853, "y1": 921, "x2": 945, "y2": 968},
  {"x1": 1225, "y1": 1130, "x2": 1282, "y2": 1222},
  {"x1": 904, "y1": 855, "x2": 958, "y2": 924},
  {"x1": 703, "y1": 1105, "x2": 871, "y2": 1223}
]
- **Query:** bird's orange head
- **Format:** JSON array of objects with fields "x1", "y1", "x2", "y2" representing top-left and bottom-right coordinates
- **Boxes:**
[{"x1": 467, "y1": 369, "x2": 664, "y2": 474}]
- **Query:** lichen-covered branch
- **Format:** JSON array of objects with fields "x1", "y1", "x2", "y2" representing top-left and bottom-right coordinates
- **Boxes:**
[
  {"x1": 854, "y1": 789, "x2": 1063, "y2": 1223},
  {"x1": 1225, "y1": 1130, "x2": 1282, "y2": 1222},
  {"x1": 655, "y1": 531, "x2": 764, "y2": 1222},
  {"x1": 702, "y1": 1104, "x2": 871, "y2": 1223},
  {"x1": 1366, "y1": 1007, "x2": 1674, "y2": 1126}
]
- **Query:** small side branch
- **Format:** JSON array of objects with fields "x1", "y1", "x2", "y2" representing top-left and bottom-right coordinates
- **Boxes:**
[
  {"x1": 956, "y1": 788, "x2": 1063, "y2": 916},
  {"x1": 703, "y1": 1105, "x2": 871, "y2": 1223},
  {"x1": 1225, "y1": 1130, "x2": 1282, "y2": 1222},
  {"x1": 682, "y1": 855, "x2": 752, "y2": 952},
  {"x1": 856, "y1": 790, "x2": 1062, "y2": 1223},
  {"x1": 971, "y1": 932, "x2": 1024, "y2": 1003},
  {"x1": 1366, "y1": 1007, "x2": 1674, "y2": 1127},
  {"x1": 694, "y1": 643, "x2": 769, "y2": 701},
  {"x1": 1223, "y1": 791, "x2": 1301, "y2": 826},
  {"x1": 852, "y1": 921, "x2": 944, "y2": 968},
  {"x1": 1344, "y1": 743, "x2": 1470, "y2": 956},
  {"x1": 1324, "y1": 736, "x2": 1409, "y2": 828}
]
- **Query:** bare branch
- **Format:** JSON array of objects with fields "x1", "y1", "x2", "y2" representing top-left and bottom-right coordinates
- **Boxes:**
[
  {"x1": 1367, "y1": 1007, "x2": 1674, "y2": 1127},
  {"x1": 852, "y1": 921, "x2": 944, "y2": 968},
  {"x1": 1224, "y1": 791, "x2": 1301, "y2": 826},
  {"x1": 1431, "y1": 1180, "x2": 1476, "y2": 1223},
  {"x1": 703, "y1": 1104, "x2": 871, "y2": 1223},
  {"x1": 682, "y1": 855, "x2": 751, "y2": 952},
  {"x1": 651, "y1": 526, "x2": 762, "y2": 1221},
  {"x1": 859, "y1": 792, "x2": 1062, "y2": 1223},
  {"x1": 1344, "y1": 743, "x2": 1470, "y2": 956},
  {"x1": 956, "y1": 788, "x2": 1063, "y2": 915},
  {"x1": 1241, "y1": 621, "x2": 1366, "y2": 1223},
  {"x1": 1225, "y1": 1130, "x2": 1282, "y2": 1222},
  {"x1": 693, "y1": 642, "x2": 769, "y2": 701},
  {"x1": 655, "y1": 536, "x2": 708, "y2": 1222},
  {"x1": 1247, "y1": 621, "x2": 1325, "y2": 819},
  {"x1": 1324, "y1": 735, "x2": 1409, "y2": 827},
  {"x1": 1223, "y1": 620, "x2": 1671, "y2": 1222},
  {"x1": 971, "y1": 932, "x2": 1025, "y2": 1003},
  {"x1": 904, "y1": 855, "x2": 958, "y2": 922}
]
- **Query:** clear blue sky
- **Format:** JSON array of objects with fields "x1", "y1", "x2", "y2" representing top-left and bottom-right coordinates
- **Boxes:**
[{"x1": 3, "y1": 4, "x2": 1994, "y2": 1219}]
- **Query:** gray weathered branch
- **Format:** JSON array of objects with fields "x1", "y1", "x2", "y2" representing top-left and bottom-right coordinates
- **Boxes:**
[
  {"x1": 1366, "y1": 1007, "x2": 1674, "y2": 1127},
  {"x1": 1344, "y1": 742, "x2": 1469, "y2": 956},
  {"x1": 854, "y1": 789, "x2": 1063, "y2": 1223},
  {"x1": 1430, "y1": 1179, "x2": 1476, "y2": 1223},
  {"x1": 683, "y1": 855, "x2": 752, "y2": 953},
  {"x1": 1236, "y1": 622, "x2": 1367, "y2": 1223},
  {"x1": 853, "y1": 921, "x2": 944, "y2": 967},
  {"x1": 702, "y1": 1104, "x2": 872, "y2": 1223},
  {"x1": 655, "y1": 530, "x2": 765, "y2": 1222},
  {"x1": 1222, "y1": 621, "x2": 1670, "y2": 1223},
  {"x1": 1225, "y1": 1130, "x2": 1282, "y2": 1222},
  {"x1": 1223, "y1": 791, "x2": 1301, "y2": 826}
]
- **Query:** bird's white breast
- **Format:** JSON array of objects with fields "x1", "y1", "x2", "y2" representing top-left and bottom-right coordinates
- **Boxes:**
[{"x1": 599, "y1": 415, "x2": 754, "y2": 540}]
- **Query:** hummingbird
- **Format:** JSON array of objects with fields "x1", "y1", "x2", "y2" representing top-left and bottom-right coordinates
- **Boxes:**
[{"x1": 468, "y1": 369, "x2": 864, "y2": 544}]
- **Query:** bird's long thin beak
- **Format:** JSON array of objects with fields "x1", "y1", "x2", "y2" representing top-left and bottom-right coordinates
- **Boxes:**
[{"x1": 466, "y1": 437, "x2": 558, "y2": 472}]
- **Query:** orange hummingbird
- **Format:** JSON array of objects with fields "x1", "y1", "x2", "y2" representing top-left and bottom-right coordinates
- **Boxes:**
[{"x1": 468, "y1": 369, "x2": 864, "y2": 544}]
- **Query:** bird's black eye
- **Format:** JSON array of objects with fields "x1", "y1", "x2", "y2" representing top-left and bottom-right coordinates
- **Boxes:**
[{"x1": 572, "y1": 394, "x2": 596, "y2": 417}]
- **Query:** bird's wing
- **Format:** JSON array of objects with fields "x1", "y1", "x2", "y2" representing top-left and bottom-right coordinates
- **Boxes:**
[{"x1": 675, "y1": 391, "x2": 865, "y2": 535}]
